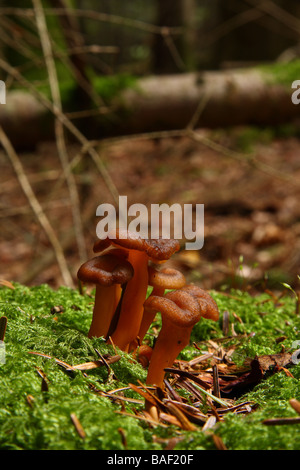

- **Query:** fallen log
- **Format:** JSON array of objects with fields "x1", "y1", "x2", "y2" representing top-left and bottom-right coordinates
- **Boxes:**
[
  {"x1": 0, "y1": 65, "x2": 299, "y2": 148},
  {"x1": 0, "y1": 91, "x2": 54, "y2": 149},
  {"x1": 115, "y1": 68, "x2": 300, "y2": 134}
]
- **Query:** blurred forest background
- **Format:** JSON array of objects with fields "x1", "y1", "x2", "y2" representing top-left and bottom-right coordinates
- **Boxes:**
[{"x1": 0, "y1": 0, "x2": 300, "y2": 294}]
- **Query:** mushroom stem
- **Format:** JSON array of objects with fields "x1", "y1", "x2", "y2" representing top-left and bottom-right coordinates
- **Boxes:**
[
  {"x1": 77, "y1": 252, "x2": 134, "y2": 341},
  {"x1": 137, "y1": 285, "x2": 164, "y2": 343},
  {"x1": 110, "y1": 250, "x2": 149, "y2": 352},
  {"x1": 88, "y1": 284, "x2": 121, "y2": 339},
  {"x1": 143, "y1": 291, "x2": 202, "y2": 388},
  {"x1": 146, "y1": 317, "x2": 191, "y2": 388}
]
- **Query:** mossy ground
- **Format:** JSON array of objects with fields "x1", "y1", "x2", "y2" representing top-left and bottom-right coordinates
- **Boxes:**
[{"x1": 1, "y1": 283, "x2": 300, "y2": 450}]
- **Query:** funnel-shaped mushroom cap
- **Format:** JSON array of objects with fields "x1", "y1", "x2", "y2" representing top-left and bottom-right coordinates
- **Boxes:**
[
  {"x1": 145, "y1": 289, "x2": 201, "y2": 328},
  {"x1": 77, "y1": 253, "x2": 134, "y2": 286},
  {"x1": 148, "y1": 266, "x2": 186, "y2": 290},
  {"x1": 93, "y1": 229, "x2": 180, "y2": 262},
  {"x1": 181, "y1": 285, "x2": 219, "y2": 321}
]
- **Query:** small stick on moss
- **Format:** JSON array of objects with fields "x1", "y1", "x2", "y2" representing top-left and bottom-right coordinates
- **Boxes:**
[
  {"x1": 222, "y1": 310, "x2": 230, "y2": 336},
  {"x1": 163, "y1": 379, "x2": 183, "y2": 403},
  {"x1": 70, "y1": 413, "x2": 86, "y2": 439},
  {"x1": 212, "y1": 364, "x2": 221, "y2": 400},
  {"x1": 211, "y1": 433, "x2": 228, "y2": 450},
  {"x1": 164, "y1": 399, "x2": 207, "y2": 425},
  {"x1": 0, "y1": 316, "x2": 7, "y2": 341},
  {"x1": 26, "y1": 395, "x2": 35, "y2": 408},
  {"x1": 129, "y1": 382, "x2": 160, "y2": 408},
  {"x1": 164, "y1": 402, "x2": 197, "y2": 431},
  {"x1": 164, "y1": 367, "x2": 211, "y2": 390},
  {"x1": 263, "y1": 417, "x2": 300, "y2": 425},
  {"x1": 118, "y1": 427, "x2": 127, "y2": 449},
  {"x1": 215, "y1": 401, "x2": 255, "y2": 415},
  {"x1": 36, "y1": 368, "x2": 49, "y2": 393},
  {"x1": 94, "y1": 348, "x2": 117, "y2": 381}
]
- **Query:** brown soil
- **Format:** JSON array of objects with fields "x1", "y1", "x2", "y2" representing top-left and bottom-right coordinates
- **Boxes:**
[{"x1": 1, "y1": 128, "x2": 300, "y2": 293}]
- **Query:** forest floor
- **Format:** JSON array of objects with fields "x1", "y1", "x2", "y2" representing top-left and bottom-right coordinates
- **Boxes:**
[
  {"x1": 1, "y1": 125, "x2": 300, "y2": 294},
  {"x1": 1, "y1": 126, "x2": 300, "y2": 451}
]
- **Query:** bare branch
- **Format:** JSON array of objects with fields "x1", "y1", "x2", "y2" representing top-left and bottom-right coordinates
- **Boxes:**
[
  {"x1": 32, "y1": 0, "x2": 87, "y2": 263},
  {"x1": 243, "y1": 0, "x2": 300, "y2": 35},
  {"x1": 0, "y1": 126, "x2": 73, "y2": 287},
  {"x1": 0, "y1": 56, "x2": 119, "y2": 203},
  {"x1": 0, "y1": 6, "x2": 183, "y2": 35}
]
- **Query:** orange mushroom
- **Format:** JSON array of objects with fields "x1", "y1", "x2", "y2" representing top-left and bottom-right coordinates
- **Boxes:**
[
  {"x1": 181, "y1": 284, "x2": 219, "y2": 321},
  {"x1": 93, "y1": 229, "x2": 180, "y2": 352},
  {"x1": 144, "y1": 287, "x2": 219, "y2": 388},
  {"x1": 137, "y1": 266, "x2": 186, "y2": 344},
  {"x1": 77, "y1": 251, "x2": 134, "y2": 339}
]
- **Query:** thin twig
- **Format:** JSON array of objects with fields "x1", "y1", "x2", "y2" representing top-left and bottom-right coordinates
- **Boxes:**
[
  {"x1": 0, "y1": 7, "x2": 183, "y2": 35},
  {"x1": 0, "y1": 56, "x2": 119, "y2": 203},
  {"x1": 244, "y1": 0, "x2": 300, "y2": 35},
  {"x1": 263, "y1": 417, "x2": 300, "y2": 426},
  {"x1": 19, "y1": 201, "x2": 97, "y2": 285},
  {"x1": 0, "y1": 126, "x2": 73, "y2": 287},
  {"x1": 33, "y1": 0, "x2": 87, "y2": 263},
  {"x1": 70, "y1": 413, "x2": 86, "y2": 439},
  {"x1": 212, "y1": 364, "x2": 221, "y2": 399}
]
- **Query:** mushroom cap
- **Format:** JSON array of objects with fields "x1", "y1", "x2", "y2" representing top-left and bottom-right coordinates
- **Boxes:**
[
  {"x1": 148, "y1": 266, "x2": 186, "y2": 290},
  {"x1": 93, "y1": 229, "x2": 180, "y2": 262},
  {"x1": 144, "y1": 289, "x2": 201, "y2": 329},
  {"x1": 181, "y1": 285, "x2": 219, "y2": 321},
  {"x1": 77, "y1": 253, "x2": 134, "y2": 286}
]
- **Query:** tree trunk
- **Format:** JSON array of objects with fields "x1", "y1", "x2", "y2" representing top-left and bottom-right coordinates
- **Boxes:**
[
  {"x1": 48, "y1": 0, "x2": 89, "y2": 85},
  {"x1": 152, "y1": 0, "x2": 186, "y2": 74}
]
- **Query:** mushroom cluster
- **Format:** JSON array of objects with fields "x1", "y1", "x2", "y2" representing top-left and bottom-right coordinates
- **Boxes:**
[
  {"x1": 77, "y1": 229, "x2": 219, "y2": 388},
  {"x1": 78, "y1": 230, "x2": 181, "y2": 350}
]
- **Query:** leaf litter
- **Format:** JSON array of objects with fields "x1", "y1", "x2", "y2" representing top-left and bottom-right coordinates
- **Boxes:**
[{"x1": 27, "y1": 329, "x2": 295, "y2": 439}]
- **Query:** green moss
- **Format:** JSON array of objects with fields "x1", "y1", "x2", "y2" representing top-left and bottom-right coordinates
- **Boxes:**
[
  {"x1": 93, "y1": 73, "x2": 137, "y2": 104},
  {"x1": 0, "y1": 283, "x2": 150, "y2": 450},
  {"x1": 258, "y1": 59, "x2": 300, "y2": 88},
  {"x1": 233, "y1": 126, "x2": 274, "y2": 153},
  {"x1": 1, "y1": 283, "x2": 300, "y2": 450}
]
